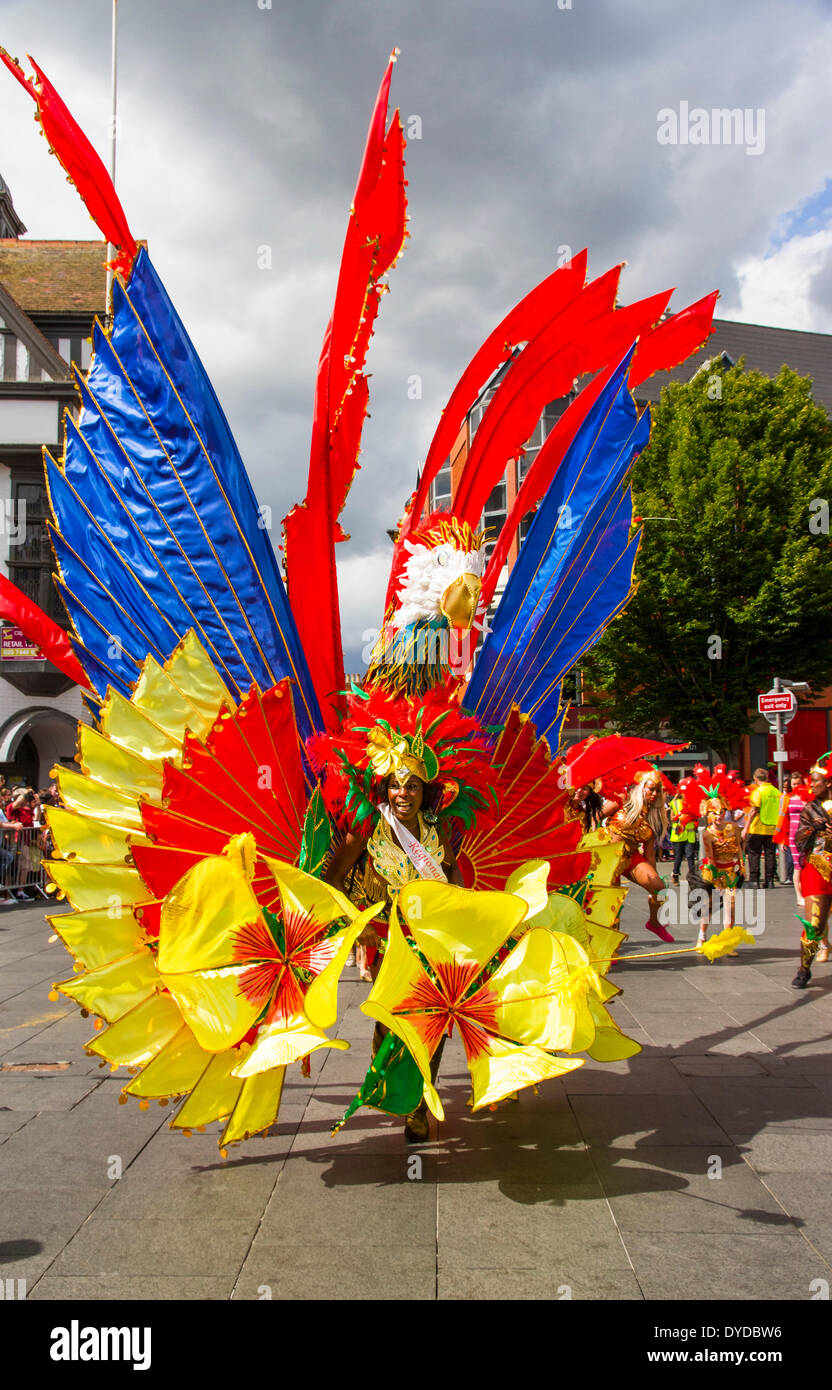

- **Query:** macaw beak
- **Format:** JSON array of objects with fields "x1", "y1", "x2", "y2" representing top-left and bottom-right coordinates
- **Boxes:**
[{"x1": 440, "y1": 572, "x2": 481, "y2": 629}]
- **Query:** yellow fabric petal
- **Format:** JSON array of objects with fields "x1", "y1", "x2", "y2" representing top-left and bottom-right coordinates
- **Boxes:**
[
  {"x1": 57, "y1": 948, "x2": 160, "y2": 1022},
  {"x1": 132, "y1": 655, "x2": 210, "y2": 744},
  {"x1": 78, "y1": 724, "x2": 163, "y2": 800},
  {"x1": 504, "y1": 859, "x2": 550, "y2": 920},
  {"x1": 585, "y1": 997, "x2": 642, "y2": 1061},
  {"x1": 231, "y1": 1015, "x2": 349, "y2": 1077},
  {"x1": 490, "y1": 928, "x2": 578, "y2": 1050},
  {"x1": 222, "y1": 1068, "x2": 286, "y2": 1145},
  {"x1": 169, "y1": 1050, "x2": 245, "y2": 1129},
  {"x1": 470, "y1": 1036, "x2": 583, "y2": 1110},
  {"x1": 584, "y1": 884, "x2": 628, "y2": 927},
  {"x1": 100, "y1": 689, "x2": 183, "y2": 764},
  {"x1": 162, "y1": 965, "x2": 259, "y2": 1053},
  {"x1": 524, "y1": 889, "x2": 586, "y2": 937},
  {"x1": 584, "y1": 835, "x2": 626, "y2": 885},
  {"x1": 87, "y1": 992, "x2": 182, "y2": 1066},
  {"x1": 46, "y1": 805, "x2": 151, "y2": 864},
  {"x1": 55, "y1": 767, "x2": 147, "y2": 833},
  {"x1": 164, "y1": 630, "x2": 230, "y2": 731},
  {"x1": 304, "y1": 906, "x2": 384, "y2": 1029},
  {"x1": 124, "y1": 1026, "x2": 213, "y2": 1098},
  {"x1": 157, "y1": 853, "x2": 262, "y2": 974},
  {"x1": 48, "y1": 907, "x2": 146, "y2": 970},
  {"x1": 399, "y1": 880, "x2": 525, "y2": 969},
  {"x1": 265, "y1": 857, "x2": 356, "y2": 927},
  {"x1": 45, "y1": 861, "x2": 153, "y2": 913}
]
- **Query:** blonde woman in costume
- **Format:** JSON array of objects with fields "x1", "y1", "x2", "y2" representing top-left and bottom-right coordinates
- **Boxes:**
[{"x1": 606, "y1": 771, "x2": 672, "y2": 942}]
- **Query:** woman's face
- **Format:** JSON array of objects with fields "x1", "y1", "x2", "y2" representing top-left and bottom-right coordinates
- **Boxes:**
[
  {"x1": 387, "y1": 774, "x2": 424, "y2": 822},
  {"x1": 811, "y1": 771, "x2": 830, "y2": 799},
  {"x1": 790, "y1": 772, "x2": 803, "y2": 790},
  {"x1": 642, "y1": 777, "x2": 660, "y2": 804}
]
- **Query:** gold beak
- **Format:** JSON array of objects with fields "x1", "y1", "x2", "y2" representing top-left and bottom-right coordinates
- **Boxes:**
[{"x1": 440, "y1": 572, "x2": 481, "y2": 630}]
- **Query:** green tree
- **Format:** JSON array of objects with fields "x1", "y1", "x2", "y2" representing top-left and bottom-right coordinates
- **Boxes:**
[{"x1": 582, "y1": 360, "x2": 832, "y2": 763}]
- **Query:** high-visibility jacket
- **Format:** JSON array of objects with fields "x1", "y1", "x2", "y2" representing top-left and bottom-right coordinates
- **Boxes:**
[
  {"x1": 669, "y1": 796, "x2": 696, "y2": 843},
  {"x1": 746, "y1": 782, "x2": 780, "y2": 835}
]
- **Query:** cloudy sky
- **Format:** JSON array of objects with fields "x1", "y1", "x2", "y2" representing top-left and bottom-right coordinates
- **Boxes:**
[{"x1": 2, "y1": 0, "x2": 831, "y2": 666}]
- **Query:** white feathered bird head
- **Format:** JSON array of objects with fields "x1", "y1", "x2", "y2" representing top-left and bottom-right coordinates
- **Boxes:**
[{"x1": 388, "y1": 514, "x2": 485, "y2": 630}]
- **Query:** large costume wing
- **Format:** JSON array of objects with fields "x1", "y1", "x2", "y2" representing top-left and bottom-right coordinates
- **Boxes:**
[
  {"x1": 463, "y1": 350, "x2": 647, "y2": 740},
  {"x1": 283, "y1": 53, "x2": 408, "y2": 726},
  {"x1": 1, "y1": 49, "x2": 322, "y2": 738}
]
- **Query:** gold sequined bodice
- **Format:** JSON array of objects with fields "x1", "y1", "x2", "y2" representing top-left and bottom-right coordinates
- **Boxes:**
[{"x1": 362, "y1": 813, "x2": 443, "y2": 907}]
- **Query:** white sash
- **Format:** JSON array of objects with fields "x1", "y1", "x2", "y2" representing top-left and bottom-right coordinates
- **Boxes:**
[{"x1": 378, "y1": 802, "x2": 447, "y2": 883}]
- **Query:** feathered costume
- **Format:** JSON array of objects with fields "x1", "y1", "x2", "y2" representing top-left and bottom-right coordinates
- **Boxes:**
[{"x1": 1, "y1": 47, "x2": 738, "y2": 1151}]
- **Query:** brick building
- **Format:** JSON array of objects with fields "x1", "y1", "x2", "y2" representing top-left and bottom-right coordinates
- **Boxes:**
[{"x1": 0, "y1": 172, "x2": 103, "y2": 785}]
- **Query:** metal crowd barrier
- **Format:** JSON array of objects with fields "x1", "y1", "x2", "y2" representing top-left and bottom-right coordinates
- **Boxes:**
[{"x1": 0, "y1": 825, "x2": 51, "y2": 903}]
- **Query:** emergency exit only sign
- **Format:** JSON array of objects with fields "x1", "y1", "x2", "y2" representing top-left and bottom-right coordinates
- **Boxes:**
[{"x1": 758, "y1": 689, "x2": 796, "y2": 722}]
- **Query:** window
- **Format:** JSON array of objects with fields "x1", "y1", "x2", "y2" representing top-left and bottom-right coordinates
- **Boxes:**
[
  {"x1": 430, "y1": 459, "x2": 452, "y2": 511},
  {"x1": 8, "y1": 478, "x2": 66, "y2": 625}
]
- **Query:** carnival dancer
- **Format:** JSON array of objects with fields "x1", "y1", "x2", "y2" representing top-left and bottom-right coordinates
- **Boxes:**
[
  {"x1": 774, "y1": 770, "x2": 812, "y2": 914},
  {"x1": 606, "y1": 771, "x2": 672, "y2": 941},
  {"x1": 321, "y1": 717, "x2": 474, "y2": 1141},
  {"x1": 699, "y1": 792, "x2": 744, "y2": 946},
  {"x1": 792, "y1": 757, "x2": 832, "y2": 989}
]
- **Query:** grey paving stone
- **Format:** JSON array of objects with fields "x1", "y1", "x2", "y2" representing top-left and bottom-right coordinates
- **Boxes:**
[
  {"x1": 234, "y1": 1245, "x2": 435, "y2": 1300},
  {"x1": 559, "y1": 1059, "x2": 692, "y2": 1094},
  {"x1": 570, "y1": 1093, "x2": 733, "y2": 1148},
  {"x1": 100, "y1": 1170, "x2": 281, "y2": 1223},
  {"x1": 672, "y1": 1055, "x2": 773, "y2": 1077},
  {"x1": 253, "y1": 1160, "x2": 436, "y2": 1247},
  {"x1": 49, "y1": 1217, "x2": 254, "y2": 1277},
  {"x1": 0, "y1": 1110, "x2": 34, "y2": 1140},
  {"x1": 591, "y1": 1148, "x2": 794, "y2": 1234},
  {"x1": 623, "y1": 1231, "x2": 830, "y2": 1300},
  {"x1": 738, "y1": 1131, "x2": 832, "y2": 1175},
  {"x1": 438, "y1": 1180, "x2": 630, "y2": 1272},
  {"x1": 438, "y1": 1266, "x2": 644, "y2": 1300},
  {"x1": 0, "y1": 1074, "x2": 99, "y2": 1111},
  {"x1": 0, "y1": 1108, "x2": 165, "y2": 1190},
  {"x1": 690, "y1": 1079, "x2": 832, "y2": 1138},
  {"x1": 28, "y1": 1275, "x2": 235, "y2": 1300}
]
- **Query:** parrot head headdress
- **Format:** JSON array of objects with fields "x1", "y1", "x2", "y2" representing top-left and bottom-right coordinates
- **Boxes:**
[{"x1": 386, "y1": 512, "x2": 486, "y2": 632}]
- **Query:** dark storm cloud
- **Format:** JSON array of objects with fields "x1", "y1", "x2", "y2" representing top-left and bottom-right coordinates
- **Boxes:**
[{"x1": 2, "y1": 0, "x2": 830, "y2": 666}]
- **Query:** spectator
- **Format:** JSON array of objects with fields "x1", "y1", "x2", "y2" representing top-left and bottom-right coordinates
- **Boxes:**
[
  {"x1": 0, "y1": 801, "x2": 16, "y2": 892},
  {"x1": 775, "y1": 770, "x2": 812, "y2": 912},
  {"x1": 669, "y1": 787, "x2": 697, "y2": 884},
  {"x1": 742, "y1": 768, "x2": 781, "y2": 889}
]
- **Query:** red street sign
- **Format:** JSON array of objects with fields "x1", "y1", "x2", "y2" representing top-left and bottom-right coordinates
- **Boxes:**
[{"x1": 758, "y1": 691, "x2": 796, "y2": 713}]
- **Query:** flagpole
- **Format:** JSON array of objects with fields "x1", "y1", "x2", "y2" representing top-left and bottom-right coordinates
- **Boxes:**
[{"x1": 105, "y1": 0, "x2": 118, "y2": 318}]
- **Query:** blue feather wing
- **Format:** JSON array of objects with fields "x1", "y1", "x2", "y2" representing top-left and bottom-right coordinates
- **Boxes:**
[
  {"x1": 465, "y1": 348, "x2": 648, "y2": 739},
  {"x1": 46, "y1": 247, "x2": 322, "y2": 737}
]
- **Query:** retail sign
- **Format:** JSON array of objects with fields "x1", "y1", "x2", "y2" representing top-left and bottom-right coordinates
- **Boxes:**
[
  {"x1": 758, "y1": 689, "x2": 796, "y2": 724},
  {"x1": 1, "y1": 626, "x2": 44, "y2": 661}
]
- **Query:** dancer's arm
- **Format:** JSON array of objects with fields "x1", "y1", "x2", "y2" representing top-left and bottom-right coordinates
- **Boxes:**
[{"x1": 439, "y1": 828, "x2": 464, "y2": 886}]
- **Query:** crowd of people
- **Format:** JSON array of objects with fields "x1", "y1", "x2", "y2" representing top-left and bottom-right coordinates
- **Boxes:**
[
  {"x1": 0, "y1": 778, "x2": 57, "y2": 901},
  {"x1": 564, "y1": 758, "x2": 832, "y2": 990}
]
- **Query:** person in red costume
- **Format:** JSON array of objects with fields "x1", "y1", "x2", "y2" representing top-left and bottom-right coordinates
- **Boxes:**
[{"x1": 606, "y1": 771, "x2": 672, "y2": 942}]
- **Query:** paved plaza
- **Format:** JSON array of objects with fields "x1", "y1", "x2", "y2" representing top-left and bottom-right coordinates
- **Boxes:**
[{"x1": 1, "y1": 882, "x2": 831, "y2": 1302}]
